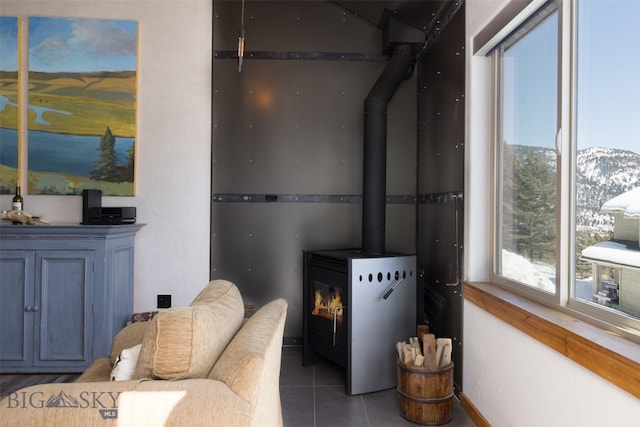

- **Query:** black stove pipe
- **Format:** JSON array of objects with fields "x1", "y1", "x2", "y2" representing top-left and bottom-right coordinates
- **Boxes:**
[{"x1": 362, "y1": 44, "x2": 415, "y2": 255}]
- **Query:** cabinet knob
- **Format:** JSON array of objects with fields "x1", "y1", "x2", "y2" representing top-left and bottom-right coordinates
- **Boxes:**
[
  {"x1": 31, "y1": 306, "x2": 39, "y2": 312},
  {"x1": 24, "y1": 306, "x2": 31, "y2": 312}
]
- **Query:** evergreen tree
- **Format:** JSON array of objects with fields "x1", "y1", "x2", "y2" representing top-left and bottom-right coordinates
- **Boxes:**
[
  {"x1": 119, "y1": 142, "x2": 135, "y2": 182},
  {"x1": 91, "y1": 127, "x2": 118, "y2": 182},
  {"x1": 514, "y1": 150, "x2": 556, "y2": 262},
  {"x1": 502, "y1": 144, "x2": 519, "y2": 252}
]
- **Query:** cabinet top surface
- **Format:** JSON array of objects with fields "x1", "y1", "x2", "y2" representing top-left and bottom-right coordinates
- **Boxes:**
[{"x1": 0, "y1": 223, "x2": 144, "y2": 239}]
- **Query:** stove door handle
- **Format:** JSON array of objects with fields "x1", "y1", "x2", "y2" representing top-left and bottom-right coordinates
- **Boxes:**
[
  {"x1": 383, "y1": 278, "x2": 404, "y2": 300},
  {"x1": 332, "y1": 306, "x2": 346, "y2": 347}
]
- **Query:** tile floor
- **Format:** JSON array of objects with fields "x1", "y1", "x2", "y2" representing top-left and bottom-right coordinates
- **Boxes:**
[{"x1": 279, "y1": 346, "x2": 475, "y2": 427}]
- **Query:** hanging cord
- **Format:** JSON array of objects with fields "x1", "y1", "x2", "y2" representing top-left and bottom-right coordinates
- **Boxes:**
[{"x1": 238, "y1": 0, "x2": 245, "y2": 72}]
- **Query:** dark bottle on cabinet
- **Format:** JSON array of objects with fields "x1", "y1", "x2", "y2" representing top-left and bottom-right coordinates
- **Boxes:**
[{"x1": 12, "y1": 186, "x2": 23, "y2": 211}]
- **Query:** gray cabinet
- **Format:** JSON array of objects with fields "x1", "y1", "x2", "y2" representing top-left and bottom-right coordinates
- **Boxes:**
[{"x1": 0, "y1": 224, "x2": 143, "y2": 373}]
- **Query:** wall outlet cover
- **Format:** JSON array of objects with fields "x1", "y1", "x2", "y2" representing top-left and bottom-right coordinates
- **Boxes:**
[{"x1": 157, "y1": 294, "x2": 171, "y2": 308}]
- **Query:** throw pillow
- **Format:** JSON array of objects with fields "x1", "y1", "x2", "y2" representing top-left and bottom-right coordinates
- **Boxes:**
[
  {"x1": 111, "y1": 344, "x2": 142, "y2": 381},
  {"x1": 134, "y1": 280, "x2": 244, "y2": 380}
]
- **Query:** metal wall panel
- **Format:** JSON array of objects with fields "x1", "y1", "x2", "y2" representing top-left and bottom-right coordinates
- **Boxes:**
[
  {"x1": 214, "y1": 1, "x2": 381, "y2": 53},
  {"x1": 416, "y1": 5, "x2": 465, "y2": 392},
  {"x1": 213, "y1": 60, "x2": 378, "y2": 195},
  {"x1": 212, "y1": 201, "x2": 416, "y2": 338},
  {"x1": 213, "y1": 59, "x2": 417, "y2": 195},
  {"x1": 212, "y1": 0, "x2": 419, "y2": 342},
  {"x1": 418, "y1": 29, "x2": 465, "y2": 194}
]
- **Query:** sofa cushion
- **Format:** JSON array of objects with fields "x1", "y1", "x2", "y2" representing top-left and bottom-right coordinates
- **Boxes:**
[
  {"x1": 134, "y1": 280, "x2": 244, "y2": 380},
  {"x1": 111, "y1": 344, "x2": 142, "y2": 381},
  {"x1": 110, "y1": 321, "x2": 149, "y2": 365},
  {"x1": 189, "y1": 279, "x2": 242, "y2": 306}
]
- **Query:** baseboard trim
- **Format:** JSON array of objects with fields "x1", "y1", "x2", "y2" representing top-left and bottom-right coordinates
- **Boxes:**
[{"x1": 460, "y1": 392, "x2": 491, "y2": 427}]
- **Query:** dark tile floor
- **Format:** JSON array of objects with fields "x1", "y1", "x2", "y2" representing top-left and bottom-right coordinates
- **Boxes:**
[{"x1": 280, "y1": 346, "x2": 475, "y2": 427}]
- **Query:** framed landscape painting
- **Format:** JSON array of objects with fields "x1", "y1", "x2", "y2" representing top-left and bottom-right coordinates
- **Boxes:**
[
  {"x1": 27, "y1": 17, "x2": 138, "y2": 196},
  {"x1": 0, "y1": 16, "x2": 19, "y2": 195}
]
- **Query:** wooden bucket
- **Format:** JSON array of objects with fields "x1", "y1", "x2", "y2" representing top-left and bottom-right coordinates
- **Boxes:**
[{"x1": 396, "y1": 360, "x2": 454, "y2": 425}]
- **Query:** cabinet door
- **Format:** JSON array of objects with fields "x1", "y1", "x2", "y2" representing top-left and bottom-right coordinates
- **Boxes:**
[
  {"x1": 0, "y1": 250, "x2": 35, "y2": 367},
  {"x1": 34, "y1": 250, "x2": 95, "y2": 367}
]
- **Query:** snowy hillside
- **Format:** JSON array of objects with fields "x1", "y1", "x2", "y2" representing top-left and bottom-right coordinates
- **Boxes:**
[{"x1": 510, "y1": 145, "x2": 640, "y2": 232}]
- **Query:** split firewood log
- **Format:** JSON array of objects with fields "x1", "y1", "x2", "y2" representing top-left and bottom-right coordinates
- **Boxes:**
[
  {"x1": 414, "y1": 354, "x2": 425, "y2": 367},
  {"x1": 409, "y1": 337, "x2": 422, "y2": 356},
  {"x1": 403, "y1": 347, "x2": 414, "y2": 365},
  {"x1": 436, "y1": 338, "x2": 452, "y2": 368},
  {"x1": 422, "y1": 334, "x2": 437, "y2": 369}
]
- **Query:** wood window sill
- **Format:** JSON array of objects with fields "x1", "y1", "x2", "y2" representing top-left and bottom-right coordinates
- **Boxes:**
[{"x1": 463, "y1": 281, "x2": 640, "y2": 399}]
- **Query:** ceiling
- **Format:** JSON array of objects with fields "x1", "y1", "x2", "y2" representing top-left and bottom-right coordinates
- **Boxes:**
[{"x1": 331, "y1": 0, "x2": 453, "y2": 34}]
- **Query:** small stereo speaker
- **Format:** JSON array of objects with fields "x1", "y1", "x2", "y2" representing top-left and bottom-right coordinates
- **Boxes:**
[{"x1": 82, "y1": 189, "x2": 102, "y2": 225}]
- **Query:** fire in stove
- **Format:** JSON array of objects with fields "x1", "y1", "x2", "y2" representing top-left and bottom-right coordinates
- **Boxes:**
[{"x1": 312, "y1": 288, "x2": 344, "y2": 323}]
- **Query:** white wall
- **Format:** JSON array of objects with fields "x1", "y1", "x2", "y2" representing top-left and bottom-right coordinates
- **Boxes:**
[
  {"x1": 1, "y1": 0, "x2": 213, "y2": 311},
  {"x1": 464, "y1": 302, "x2": 640, "y2": 427},
  {"x1": 464, "y1": 1, "x2": 640, "y2": 425}
]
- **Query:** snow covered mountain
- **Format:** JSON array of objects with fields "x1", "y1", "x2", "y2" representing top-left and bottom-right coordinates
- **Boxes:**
[
  {"x1": 576, "y1": 147, "x2": 640, "y2": 231},
  {"x1": 510, "y1": 145, "x2": 640, "y2": 232}
]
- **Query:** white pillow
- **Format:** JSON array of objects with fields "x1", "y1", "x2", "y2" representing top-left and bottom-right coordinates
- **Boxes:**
[{"x1": 111, "y1": 344, "x2": 142, "y2": 381}]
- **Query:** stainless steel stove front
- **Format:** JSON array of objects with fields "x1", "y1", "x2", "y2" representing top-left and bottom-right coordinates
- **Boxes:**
[{"x1": 348, "y1": 255, "x2": 416, "y2": 395}]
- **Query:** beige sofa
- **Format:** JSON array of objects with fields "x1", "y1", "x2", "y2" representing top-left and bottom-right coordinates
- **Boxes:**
[{"x1": 0, "y1": 280, "x2": 288, "y2": 427}]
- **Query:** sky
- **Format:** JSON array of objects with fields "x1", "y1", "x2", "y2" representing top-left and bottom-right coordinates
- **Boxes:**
[
  {"x1": 0, "y1": 17, "x2": 19, "y2": 71},
  {"x1": 575, "y1": 0, "x2": 640, "y2": 155},
  {"x1": 502, "y1": 0, "x2": 639, "y2": 155},
  {"x1": 0, "y1": 16, "x2": 137, "y2": 73}
]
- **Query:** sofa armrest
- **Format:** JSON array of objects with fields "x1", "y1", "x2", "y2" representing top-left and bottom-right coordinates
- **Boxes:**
[
  {"x1": 110, "y1": 322, "x2": 149, "y2": 365},
  {"x1": 210, "y1": 298, "x2": 287, "y2": 426}
]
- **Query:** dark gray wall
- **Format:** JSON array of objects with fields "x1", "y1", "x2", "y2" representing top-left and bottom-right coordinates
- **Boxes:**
[
  {"x1": 417, "y1": 6, "x2": 465, "y2": 391},
  {"x1": 211, "y1": 1, "x2": 418, "y2": 341},
  {"x1": 211, "y1": 0, "x2": 465, "y2": 390}
]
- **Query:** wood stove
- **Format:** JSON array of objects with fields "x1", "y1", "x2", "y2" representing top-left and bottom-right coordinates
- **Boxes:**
[
  {"x1": 302, "y1": 12, "x2": 421, "y2": 396},
  {"x1": 303, "y1": 249, "x2": 416, "y2": 395}
]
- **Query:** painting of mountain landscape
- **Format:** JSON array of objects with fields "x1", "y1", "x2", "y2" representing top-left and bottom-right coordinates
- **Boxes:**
[
  {"x1": 0, "y1": 16, "x2": 19, "y2": 195},
  {"x1": 27, "y1": 17, "x2": 138, "y2": 195}
]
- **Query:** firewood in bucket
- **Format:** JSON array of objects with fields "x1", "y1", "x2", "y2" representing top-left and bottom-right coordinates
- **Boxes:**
[
  {"x1": 414, "y1": 354, "x2": 425, "y2": 367},
  {"x1": 409, "y1": 337, "x2": 422, "y2": 356},
  {"x1": 422, "y1": 334, "x2": 437, "y2": 369},
  {"x1": 397, "y1": 333, "x2": 453, "y2": 369},
  {"x1": 436, "y1": 338, "x2": 452, "y2": 368},
  {"x1": 403, "y1": 347, "x2": 414, "y2": 365}
]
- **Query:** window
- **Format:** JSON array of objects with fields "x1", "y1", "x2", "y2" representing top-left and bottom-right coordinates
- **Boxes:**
[
  {"x1": 495, "y1": 1, "x2": 559, "y2": 295},
  {"x1": 491, "y1": 0, "x2": 640, "y2": 338},
  {"x1": 572, "y1": 0, "x2": 640, "y2": 328}
]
